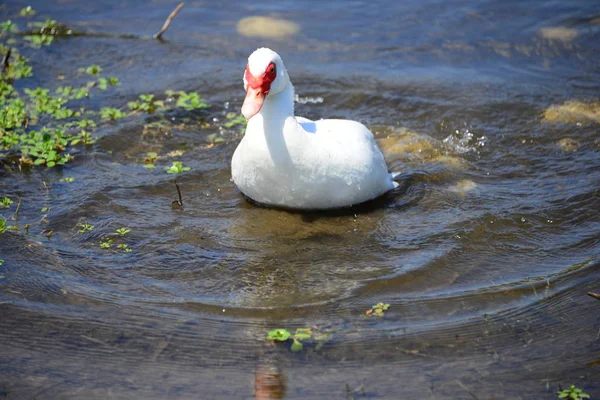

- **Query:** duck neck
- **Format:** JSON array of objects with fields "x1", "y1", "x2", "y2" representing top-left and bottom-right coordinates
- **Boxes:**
[
  {"x1": 253, "y1": 83, "x2": 295, "y2": 136},
  {"x1": 247, "y1": 82, "x2": 295, "y2": 166}
]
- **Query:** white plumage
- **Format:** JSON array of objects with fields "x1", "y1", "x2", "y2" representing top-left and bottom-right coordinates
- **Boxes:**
[{"x1": 231, "y1": 48, "x2": 397, "y2": 210}]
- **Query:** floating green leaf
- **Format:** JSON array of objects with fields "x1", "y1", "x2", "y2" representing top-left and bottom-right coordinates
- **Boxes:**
[
  {"x1": 77, "y1": 222, "x2": 93, "y2": 233},
  {"x1": 165, "y1": 161, "x2": 191, "y2": 174},
  {"x1": 1, "y1": 197, "x2": 13, "y2": 208},
  {"x1": 20, "y1": 6, "x2": 36, "y2": 17},
  {"x1": 290, "y1": 339, "x2": 303, "y2": 352},
  {"x1": 557, "y1": 385, "x2": 590, "y2": 400},
  {"x1": 1, "y1": 20, "x2": 18, "y2": 33},
  {"x1": 85, "y1": 65, "x2": 103, "y2": 76},
  {"x1": 100, "y1": 107, "x2": 125, "y2": 121},
  {"x1": 175, "y1": 91, "x2": 209, "y2": 111},
  {"x1": 116, "y1": 227, "x2": 130, "y2": 236},
  {"x1": 266, "y1": 329, "x2": 291, "y2": 341},
  {"x1": 294, "y1": 328, "x2": 313, "y2": 340},
  {"x1": 128, "y1": 94, "x2": 164, "y2": 114},
  {"x1": 366, "y1": 302, "x2": 391, "y2": 317},
  {"x1": 224, "y1": 112, "x2": 247, "y2": 128},
  {"x1": 207, "y1": 133, "x2": 225, "y2": 145},
  {"x1": 143, "y1": 151, "x2": 158, "y2": 168}
]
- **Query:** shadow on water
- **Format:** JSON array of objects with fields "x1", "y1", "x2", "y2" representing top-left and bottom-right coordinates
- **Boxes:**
[{"x1": 1, "y1": 0, "x2": 600, "y2": 398}]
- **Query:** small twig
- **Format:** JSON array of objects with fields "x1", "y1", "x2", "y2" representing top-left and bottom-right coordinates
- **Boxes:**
[
  {"x1": 151, "y1": 335, "x2": 172, "y2": 361},
  {"x1": 80, "y1": 335, "x2": 111, "y2": 347},
  {"x1": 1, "y1": 49, "x2": 10, "y2": 75},
  {"x1": 12, "y1": 197, "x2": 22, "y2": 221},
  {"x1": 588, "y1": 292, "x2": 600, "y2": 301},
  {"x1": 171, "y1": 181, "x2": 184, "y2": 210},
  {"x1": 455, "y1": 380, "x2": 480, "y2": 400},
  {"x1": 1, "y1": 47, "x2": 10, "y2": 74},
  {"x1": 153, "y1": 2, "x2": 185, "y2": 40}
]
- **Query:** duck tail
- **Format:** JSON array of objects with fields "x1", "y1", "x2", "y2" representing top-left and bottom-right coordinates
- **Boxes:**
[{"x1": 390, "y1": 171, "x2": 401, "y2": 188}]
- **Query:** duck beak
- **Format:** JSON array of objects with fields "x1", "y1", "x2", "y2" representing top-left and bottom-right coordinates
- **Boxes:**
[{"x1": 242, "y1": 86, "x2": 265, "y2": 120}]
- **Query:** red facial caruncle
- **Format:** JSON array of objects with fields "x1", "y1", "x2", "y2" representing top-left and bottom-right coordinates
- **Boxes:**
[{"x1": 241, "y1": 61, "x2": 277, "y2": 120}]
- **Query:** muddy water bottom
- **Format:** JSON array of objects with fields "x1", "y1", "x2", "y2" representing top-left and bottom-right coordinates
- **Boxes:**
[{"x1": 1, "y1": 0, "x2": 600, "y2": 398}]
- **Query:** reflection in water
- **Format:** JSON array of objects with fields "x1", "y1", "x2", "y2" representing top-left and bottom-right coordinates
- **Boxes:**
[{"x1": 255, "y1": 355, "x2": 287, "y2": 399}]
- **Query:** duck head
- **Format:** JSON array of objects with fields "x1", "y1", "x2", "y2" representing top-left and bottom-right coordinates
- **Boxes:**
[{"x1": 242, "y1": 48, "x2": 290, "y2": 119}]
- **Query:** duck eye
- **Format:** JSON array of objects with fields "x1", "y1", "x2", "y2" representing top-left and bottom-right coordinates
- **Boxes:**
[{"x1": 269, "y1": 65, "x2": 276, "y2": 74}]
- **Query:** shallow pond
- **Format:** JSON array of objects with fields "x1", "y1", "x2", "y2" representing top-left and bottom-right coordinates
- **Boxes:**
[{"x1": 1, "y1": 0, "x2": 600, "y2": 398}]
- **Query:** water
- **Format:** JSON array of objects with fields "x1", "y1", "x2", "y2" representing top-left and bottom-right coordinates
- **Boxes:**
[{"x1": 1, "y1": 0, "x2": 600, "y2": 398}]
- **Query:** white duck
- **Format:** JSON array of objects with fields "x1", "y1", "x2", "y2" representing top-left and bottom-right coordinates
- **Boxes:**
[{"x1": 231, "y1": 48, "x2": 398, "y2": 210}]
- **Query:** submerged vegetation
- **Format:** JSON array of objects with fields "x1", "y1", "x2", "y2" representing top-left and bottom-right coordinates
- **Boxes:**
[
  {"x1": 115, "y1": 227, "x2": 130, "y2": 236},
  {"x1": 0, "y1": 8, "x2": 219, "y2": 171},
  {"x1": 365, "y1": 302, "x2": 390, "y2": 317},
  {"x1": 266, "y1": 328, "x2": 313, "y2": 352},
  {"x1": 1, "y1": 196, "x2": 13, "y2": 208},
  {"x1": 557, "y1": 385, "x2": 590, "y2": 400},
  {"x1": 165, "y1": 160, "x2": 191, "y2": 174},
  {"x1": 0, "y1": 5, "x2": 248, "y2": 251},
  {"x1": 76, "y1": 222, "x2": 94, "y2": 233}
]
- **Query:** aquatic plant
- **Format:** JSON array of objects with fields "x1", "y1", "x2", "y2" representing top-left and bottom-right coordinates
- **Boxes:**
[
  {"x1": 77, "y1": 222, "x2": 94, "y2": 233},
  {"x1": 1, "y1": 21, "x2": 17, "y2": 33},
  {"x1": 83, "y1": 64, "x2": 102, "y2": 76},
  {"x1": 174, "y1": 91, "x2": 209, "y2": 111},
  {"x1": 206, "y1": 133, "x2": 224, "y2": 145},
  {"x1": 366, "y1": 302, "x2": 390, "y2": 317},
  {"x1": 165, "y1": 161, "x2": 190, "y2": 174},
  {"x1": 266, "y1": 328, "x2": 313, "y2": 352},
  {"x1": 266, "y1": 329, "x2": 291, "y2": 341},
  {"x1": 557, "y1": 385, "x2": 590, "y2": 400},
  {"x1": 1, "y1": 197, "x2": 13, "y2": 208},
  {"x1": 1, "y1": 9, "x2": 215, "y2": 170},
  {"x1": 100, "y1": 107, "x2": 126, "y2": 121},
  {"x1": 18, "y1": 129, "x2": 73, "y2": 167},
  {"x1": 128, "y1": 94, "x2": 163, "y2": 114},
  {"x1": 20, "y1": 6, "x2": 36, "y2": 17},
  {"x1": 117, "y1": 244, "x2": 131, "y2": 253},
  {"x1": 100, "y1": 238, "x2": 113, "y2": 249},
  {"x1": 115, "y1": 227, "x2": 130, "y2": 236},
  {"x1": 0, "y1": 23, "x2": 101, "y2": 168},
  {"x1": 143, "y1": 152, "x2": 158, "y2": 168},
  {"x1": 97, "y1": 76, "x2": 119, "y2": 90},
  {"x1": 224, "y1": 112, "x2": 246, "y2": 128}
]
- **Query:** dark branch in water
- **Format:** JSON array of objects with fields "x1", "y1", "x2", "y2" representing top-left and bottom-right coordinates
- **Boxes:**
[
  {"x1": 588, "y1": 292, "x2": 600, "y2": 301},
  {"x1": 12, "y1": 197, "x2": 22, "y2": 221},
  {"x1": 154, "y1": 2, "x2": 185, "y2": 40},
  {"x1": 1, "y1": 48, "x2": 11, "y2": 74},
  {"x1": 171, "y1": 181, "x2": 184, "y2": 210}
]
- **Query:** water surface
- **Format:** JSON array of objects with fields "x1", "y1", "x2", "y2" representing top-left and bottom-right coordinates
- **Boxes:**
[{"x1": 1, "y1": 0, "x2": 600, "y2": 398}]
